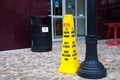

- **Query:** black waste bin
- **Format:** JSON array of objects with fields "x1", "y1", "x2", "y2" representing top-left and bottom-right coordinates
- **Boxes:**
[{"x1": 30, "y1": 16, "x2": 52, "y2": 52}]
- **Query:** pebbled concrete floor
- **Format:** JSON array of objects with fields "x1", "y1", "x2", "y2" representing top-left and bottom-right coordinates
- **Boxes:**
[{"x1": 0, "y1": 40, "x2": 120, "y2": 80}]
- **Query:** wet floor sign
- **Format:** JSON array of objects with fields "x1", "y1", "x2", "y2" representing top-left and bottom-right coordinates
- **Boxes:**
[{"x1": 58, "y1": 14, "x2": 80, "y2": 74}]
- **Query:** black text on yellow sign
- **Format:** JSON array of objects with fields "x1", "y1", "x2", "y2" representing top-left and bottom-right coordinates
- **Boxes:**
[{"x1": 58, "y1": 14, "x2": 80, "y2": 74}]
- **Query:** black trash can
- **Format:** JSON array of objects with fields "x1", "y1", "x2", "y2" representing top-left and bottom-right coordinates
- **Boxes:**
[{"x1": 30, "y1": 16, "x2": 52, "y2": 52}]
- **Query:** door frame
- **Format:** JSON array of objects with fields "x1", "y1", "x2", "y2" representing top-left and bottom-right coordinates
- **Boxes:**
[{"x1": 49, "y1": 0, "x2": 87, "y2": 41}]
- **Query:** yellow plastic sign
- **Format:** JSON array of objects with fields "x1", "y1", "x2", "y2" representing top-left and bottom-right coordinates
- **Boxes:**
[{"x1": 58, "y1": 14, "x2": 80, "y2": 74}]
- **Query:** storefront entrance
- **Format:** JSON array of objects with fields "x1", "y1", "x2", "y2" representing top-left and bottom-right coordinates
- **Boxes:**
[{"x1": 48, "y1": 0, "x2": 87, "y2": 41}]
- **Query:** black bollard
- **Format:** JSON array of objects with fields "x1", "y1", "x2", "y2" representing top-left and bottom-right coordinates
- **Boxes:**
[{"x1": 77, "y1": 0, "x2": 107, "y2": 79}]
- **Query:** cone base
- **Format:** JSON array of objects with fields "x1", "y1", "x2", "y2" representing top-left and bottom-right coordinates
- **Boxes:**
[
  {"x1": 58, "y1": 64, "x2": 80, "y2": 74},
  {"x1": 58, "y1": 67, "x2": 78, "y2": 74}
]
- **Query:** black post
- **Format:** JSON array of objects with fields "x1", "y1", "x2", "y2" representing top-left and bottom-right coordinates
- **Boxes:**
[{"x1": 77, "y1": 0, "x2": 107, "y2": 79}]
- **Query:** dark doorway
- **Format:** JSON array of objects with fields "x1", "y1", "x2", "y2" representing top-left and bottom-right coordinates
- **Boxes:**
[{"x1": 97, "y1": 0, "x2": 120, "y2": 39}]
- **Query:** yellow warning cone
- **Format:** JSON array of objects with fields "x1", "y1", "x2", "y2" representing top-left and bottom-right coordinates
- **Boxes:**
[{"x1": 58, "y1": 14, "x2": 80, "y2": 74}]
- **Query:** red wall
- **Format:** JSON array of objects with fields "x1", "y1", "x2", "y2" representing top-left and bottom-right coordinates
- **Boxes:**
[
  {"x1": 96, "y1": 0, "x2": 107, "y2": 39},
  {"x1": 0, "y1": 0, "x2": 48, "y2": 50}
]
